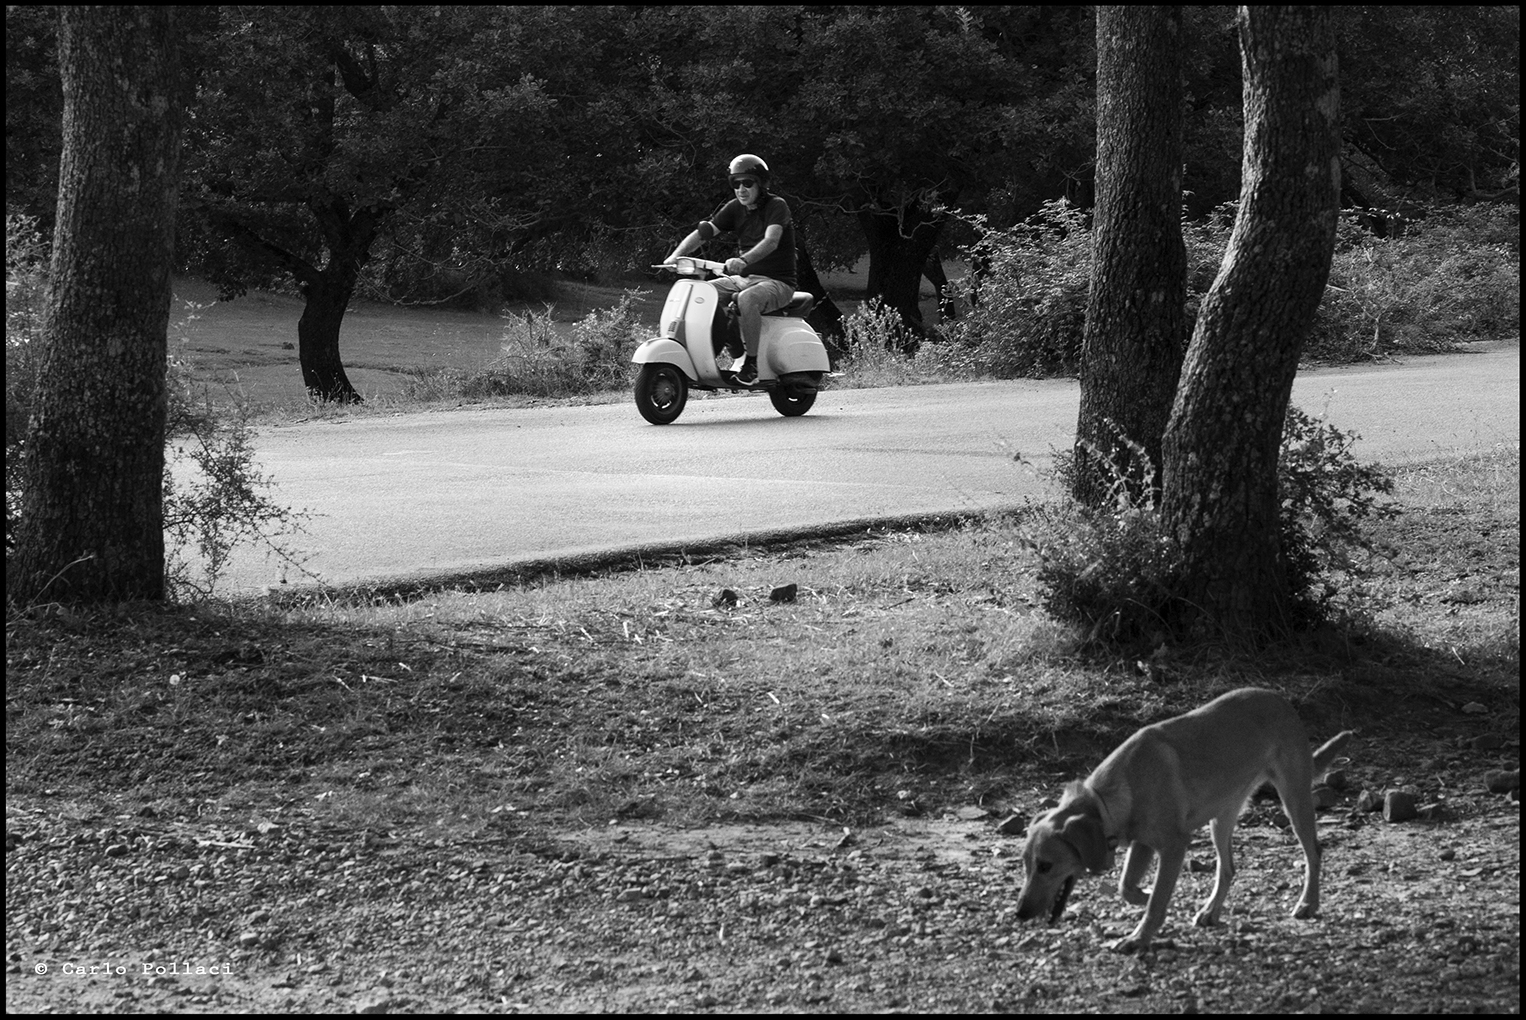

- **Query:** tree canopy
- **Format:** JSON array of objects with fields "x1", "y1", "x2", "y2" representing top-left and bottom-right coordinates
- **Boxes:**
[{"x1": 4, "y1": 5, "x2": 1517, "y2": 392}]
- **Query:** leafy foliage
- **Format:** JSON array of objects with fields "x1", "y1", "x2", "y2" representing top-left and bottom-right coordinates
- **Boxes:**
[
  {"x1": 1277, "y1": 406, "x2": 1397, "y2": 622},
  {"x1": 1335, "y1": 6, "x2": 1520, "y2": 203},
  {"x1": 1318, "y1": 205, "x2": 1521, "y2": 360},
  {"x1": 940, "y1": 200, "x2": 1097, "y2": 378},
  {"x1": 942, "y1": 197, "x2": 1519, "y2": 378},
  {"x1": 4, "y1": 213, "x2": 50, "y2": 548}
]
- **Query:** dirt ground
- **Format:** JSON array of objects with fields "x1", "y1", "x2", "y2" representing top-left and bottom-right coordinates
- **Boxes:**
[{"x1": 7, "y1": 745, "x2": 1518, "y2": 1014}]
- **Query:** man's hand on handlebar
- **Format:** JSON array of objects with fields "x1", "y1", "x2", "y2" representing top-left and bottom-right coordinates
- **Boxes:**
[{"x1": 724, "y1": 258, "x2": 748, "y2": 276}]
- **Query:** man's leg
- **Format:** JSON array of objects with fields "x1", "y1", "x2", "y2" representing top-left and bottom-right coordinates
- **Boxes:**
[{"x1": 731, "y1": 278, "x2": 794, "y2": 358}]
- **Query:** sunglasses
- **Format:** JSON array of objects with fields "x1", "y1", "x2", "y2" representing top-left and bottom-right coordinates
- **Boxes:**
[{"x1": 731, "y1": 178, "x2": 758, "y2": 189}]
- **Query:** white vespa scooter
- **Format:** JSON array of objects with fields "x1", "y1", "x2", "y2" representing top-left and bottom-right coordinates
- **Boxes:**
[{"x1": 632, "y1": 257, "x2": 831, "y2": 425}]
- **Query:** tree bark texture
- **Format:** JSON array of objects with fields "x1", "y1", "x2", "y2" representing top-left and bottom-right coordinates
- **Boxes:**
[
  {"x1": 1073, "y1": 6, "x2": 1187, "y2": 508},
  {"x1": 1160, "y1": 6, "x2": 1340, "y2": 640},
  {"x1": 11, "y1": 7, "x2": 183, "y2": 604},
  {"x1": 858, "y1": 203, "x2": 944, "y2": 344}
]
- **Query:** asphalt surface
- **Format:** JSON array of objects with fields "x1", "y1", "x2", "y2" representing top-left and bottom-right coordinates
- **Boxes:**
[{"x1": 217, "y1": 345, "x2": 1519, "y2": 596}]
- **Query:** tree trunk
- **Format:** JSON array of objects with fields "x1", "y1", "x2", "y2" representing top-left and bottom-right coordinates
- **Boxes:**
[
  {"x1": 297, "y1": 272, "x2": 364, "y2": 404},
  {"x1": 923, "y1": 252, "x2": 958, "y2": 322},
  {"x1": 10, "y1": 7, "x2": 183, "y2": 605},
  {"x1": 295, "y1": 199, "x2": 384, "y2": 403},
  {"x1": 1073, "y1": 7, "x2": 1186, "y2": 508},
  {"x1": 858, "y1": 203, "x2": 944, "y2": 344},
  {"x1": 1160, "y1": 6, "x2": 1341, "y2": 641}
]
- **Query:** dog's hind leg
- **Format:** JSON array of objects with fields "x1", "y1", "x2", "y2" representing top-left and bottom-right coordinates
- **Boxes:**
[
  {"x1": 1118, "y1": 842, "x2": 1154, "y2": 906},
  {"x1": 1193, "y1": 809, "x2": 1240, "y2": 927},
  {"x1": 1278, "y1": 779, "x2": 1323, "y2": 919}
]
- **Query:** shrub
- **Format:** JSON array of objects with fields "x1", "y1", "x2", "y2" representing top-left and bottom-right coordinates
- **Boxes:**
[
  {"x1": 1025, "y1": 404, "x2": 1396, "y2": 645},
  {"x1": 942, "y1": 199, "x2": 1093, "y2": 378},
  {"x1": 161, "y1": 389, "x2": 313, "y2": 599},
  {"x1": 1026, "y1": 438, "x2": 1183, "y2": 646},
  {"x1": 1315, "y1": 204, "x2": 1521, "y2": 361},
  {"x1": 1277, "y1": 405, "x2": 1396, "y2": 621},
  {"x1": 943, "y1": 197, "x2": 1517, "y2": 377},
  {"x1": 834, "y1": 299, "x2": 920, "y2": 386},
  {"x1": 459, "y1": 290, "x2": 647, "y2": 398}
]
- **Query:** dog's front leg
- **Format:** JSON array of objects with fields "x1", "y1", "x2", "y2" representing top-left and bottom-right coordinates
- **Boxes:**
[
  {"x1": 1193, "y1": 811, "x2": 1238, "y2": 927},
  {"x1": 1118, "y1": 842, "x2": 1154, "y2": 906},
  {"x1": 1111, "y1": 842, "x2": 1186, "y2": 953}
]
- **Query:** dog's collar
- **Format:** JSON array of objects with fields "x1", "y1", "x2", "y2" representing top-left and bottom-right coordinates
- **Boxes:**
[{"x1": 1086, "y1": 781, "x2": 1124, "y2": 845}]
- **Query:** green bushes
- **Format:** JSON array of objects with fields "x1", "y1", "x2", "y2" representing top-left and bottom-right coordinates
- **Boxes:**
[
  {"x1": 943, "y1": 200, "x2": 1519, "y2": 376},
  {"x1": 1025, "y1": 406, "x2": 1397, "y2": 645}
]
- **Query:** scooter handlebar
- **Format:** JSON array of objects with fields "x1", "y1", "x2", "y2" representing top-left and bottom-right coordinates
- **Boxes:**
[{"x1": 653, "y1": 256, "x2": 729, "y2": 277}]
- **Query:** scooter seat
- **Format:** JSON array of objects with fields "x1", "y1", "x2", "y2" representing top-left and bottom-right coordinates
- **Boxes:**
[{"x1": 764, "y1": 291, "x2": 815, "y2": 318}]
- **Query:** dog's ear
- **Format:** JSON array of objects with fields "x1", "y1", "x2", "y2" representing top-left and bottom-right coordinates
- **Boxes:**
[{"x1": 1057, "y1": 803, "x2": 1114, "y2": 875}]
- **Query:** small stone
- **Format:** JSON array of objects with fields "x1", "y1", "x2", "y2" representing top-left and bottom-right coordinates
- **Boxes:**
[
  {"x1": 355, "y1": 992, "x2": 393, "y2": 1014},
  {"x1": 1383, "y1": 789, "x2": 1418, "y2": 822},
  {"x1": 995, "y1": 813, "x2": 1028, "y2": 836},
  {"x1": 1484, "y1": 769, "x2": 1520, "y2": 794}
]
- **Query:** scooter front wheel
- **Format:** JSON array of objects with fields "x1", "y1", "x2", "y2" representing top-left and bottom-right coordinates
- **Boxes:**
[{"x1": 635, "y1": 363, "x2": 688, "y2": 424}]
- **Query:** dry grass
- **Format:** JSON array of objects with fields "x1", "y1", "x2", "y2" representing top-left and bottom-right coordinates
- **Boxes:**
[{"x1": 7, "y1": 444, "x2": 1517, "y2": 838}]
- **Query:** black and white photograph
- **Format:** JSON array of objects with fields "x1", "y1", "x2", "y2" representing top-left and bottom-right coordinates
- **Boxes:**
[{"x1": 6, "y1": 5, "x2": 1518, "y2": 1012}]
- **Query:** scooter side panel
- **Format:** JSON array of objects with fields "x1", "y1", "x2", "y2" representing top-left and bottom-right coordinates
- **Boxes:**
[{"x1": 761, "y1": 320, "x2": 832, "y2": 377}]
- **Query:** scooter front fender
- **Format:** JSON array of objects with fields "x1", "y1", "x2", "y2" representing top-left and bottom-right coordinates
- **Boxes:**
[{"x1": 632, "y1": 337, "x2": 695, "y2": 378}]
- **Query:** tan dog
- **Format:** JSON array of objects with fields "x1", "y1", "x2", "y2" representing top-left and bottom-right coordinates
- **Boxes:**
[{"x1": 1016, "y1": 688, "x2": 1353, "y2": 952}]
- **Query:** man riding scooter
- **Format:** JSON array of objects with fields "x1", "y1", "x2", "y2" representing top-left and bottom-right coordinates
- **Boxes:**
[{"x1": 662, "y1": 154, "x2": 797, "y2": 384}]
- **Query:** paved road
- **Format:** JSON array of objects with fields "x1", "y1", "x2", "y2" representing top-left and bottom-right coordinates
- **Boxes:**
[{"x1": 219, "y1": 345, "x2": 1518, "y2": 595}]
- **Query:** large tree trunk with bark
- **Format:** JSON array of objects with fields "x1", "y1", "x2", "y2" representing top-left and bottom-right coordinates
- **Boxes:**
[
  {"x1": 1073, "y1": 6, "x2": 1187, "y2": 508},
  {"x1": 10, "y1": 6, "x2": 183, "y2": 605},
  {"x1": 1160, "y1": 6, "x2": 1341, "y2": 641},
  {"x1": 858, "y1": 202, "x2": 944, "y2": 344}
]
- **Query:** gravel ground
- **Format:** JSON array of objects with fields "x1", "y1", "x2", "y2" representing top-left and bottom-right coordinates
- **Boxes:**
[{"x1": 7, "y1": 759, "x2": 1518, "y2": 1014}]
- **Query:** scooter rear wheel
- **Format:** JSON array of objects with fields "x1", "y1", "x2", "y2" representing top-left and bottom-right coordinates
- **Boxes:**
[
  {"x1": 769, "y1": 387, "x2": 816, "y2": 417},
  {"x1": 635, "y1": 363, "x2": 688, "y2": 424}
]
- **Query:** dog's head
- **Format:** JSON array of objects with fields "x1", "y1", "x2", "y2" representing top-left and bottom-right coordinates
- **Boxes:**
[{"x1": 1015, "y1": 782, "x2": 1114, "y2": 924}]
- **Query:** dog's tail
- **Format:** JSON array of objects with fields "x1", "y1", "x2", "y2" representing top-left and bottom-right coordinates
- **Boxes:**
[{"x1": 1312, "y1": 730, "x2": 1355, "y2": 774}]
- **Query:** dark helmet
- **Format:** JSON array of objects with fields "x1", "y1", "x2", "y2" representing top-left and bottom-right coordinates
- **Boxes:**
[{"x1": 727, "y1": 153, "x2": 770, "y2": 185}]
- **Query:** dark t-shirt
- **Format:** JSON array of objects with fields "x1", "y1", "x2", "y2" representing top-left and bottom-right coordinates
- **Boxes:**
[{"x1": 709, "y1": 195, "x2": 797, "y2": 287}]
